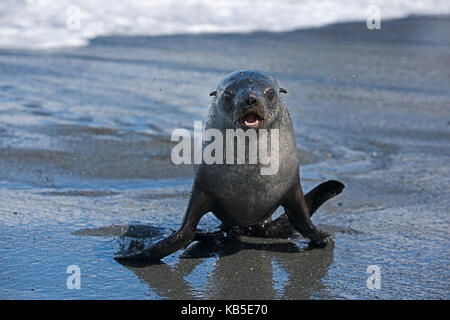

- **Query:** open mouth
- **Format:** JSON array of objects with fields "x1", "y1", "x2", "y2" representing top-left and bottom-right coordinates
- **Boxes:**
[
  {"x1": 243, "y1": 112, "x2": 263, "y2": 128},
  {"x1": 241, "y1": 109, "x2": 264, "y2": 129}
]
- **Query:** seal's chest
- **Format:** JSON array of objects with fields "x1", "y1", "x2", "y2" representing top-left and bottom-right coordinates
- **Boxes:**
[
  {"x1": 208, "y1": 168, "x2": 289, "y2": 226},
  {"x1": 200, "y1": 163, "x2": 290, "y2": 206}
]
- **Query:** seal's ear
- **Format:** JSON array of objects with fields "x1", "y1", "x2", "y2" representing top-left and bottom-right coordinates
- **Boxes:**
[
  {"x1": 209, "y1": 90, "x2": 217, "y2": 96},
  {"x1": 279, "y1": 88, "x2": 287, "y2": 94}
]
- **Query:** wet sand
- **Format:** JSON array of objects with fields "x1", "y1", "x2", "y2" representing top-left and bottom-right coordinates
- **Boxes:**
[{"x1": 0, "y1": 16, "x2": 449, "y2": 299}]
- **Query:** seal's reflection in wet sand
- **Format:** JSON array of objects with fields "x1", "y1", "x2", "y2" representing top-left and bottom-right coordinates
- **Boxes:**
[{"x1": 117, "y1": 235, "x2": 334, "y2": 299}]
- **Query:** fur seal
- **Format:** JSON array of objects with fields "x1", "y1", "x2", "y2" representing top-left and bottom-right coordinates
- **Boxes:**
[{"x1": 117, "y1": 70, "x2": 344, "y2": 262}]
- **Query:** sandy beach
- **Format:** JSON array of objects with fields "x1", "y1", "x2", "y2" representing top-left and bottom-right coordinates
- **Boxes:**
[{"x1": 0, "y1": 15, "x2": 449, "y2": 299}]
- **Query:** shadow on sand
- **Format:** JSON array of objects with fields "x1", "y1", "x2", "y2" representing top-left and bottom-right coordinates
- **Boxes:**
[{"x1": 115, "y1": 229, "x2": 335, "y2": 299}]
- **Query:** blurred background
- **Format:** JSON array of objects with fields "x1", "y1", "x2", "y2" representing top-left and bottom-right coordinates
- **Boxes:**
[{"x1": 1, "y1": 0, "x2": 449, "y2": 49}]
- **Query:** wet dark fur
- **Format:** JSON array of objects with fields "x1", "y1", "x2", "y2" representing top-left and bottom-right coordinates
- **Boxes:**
[{"x1": 116, "y1": 70, "x2": 344, "y2": 262}]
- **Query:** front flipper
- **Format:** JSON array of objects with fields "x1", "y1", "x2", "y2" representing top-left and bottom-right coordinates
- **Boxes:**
[
  {"x1": 115, "y1": 183, "x2": 214, "y2": 262},
  {"x1": 281, "y1": 181, "x2": 333, "y2": 246},
  {"x1": 241, "y1": 180, "x2": 344, "y2": 238}
]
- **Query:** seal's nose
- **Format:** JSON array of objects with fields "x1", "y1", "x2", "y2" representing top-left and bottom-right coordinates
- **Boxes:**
[{"x1": 245, "y1": 95, "x2": 257, "y2": 105}]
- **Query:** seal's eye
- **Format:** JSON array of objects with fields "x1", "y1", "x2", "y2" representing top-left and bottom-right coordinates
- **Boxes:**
[
  {"x1": 222, "y1": 90, "x2": 234, "y2": 101},
  {"x1": 264, "y1": 88, "x2": 275, "y2": 100}
]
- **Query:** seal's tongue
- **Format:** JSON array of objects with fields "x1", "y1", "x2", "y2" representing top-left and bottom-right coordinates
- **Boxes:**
[{"x1": 244, "y1": 113, "x2": 259, "y2": 126}]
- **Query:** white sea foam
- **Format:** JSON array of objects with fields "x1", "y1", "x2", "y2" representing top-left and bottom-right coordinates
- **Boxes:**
[{"x1": 0, "y1": 0, "x2": 449, "y2": 49}]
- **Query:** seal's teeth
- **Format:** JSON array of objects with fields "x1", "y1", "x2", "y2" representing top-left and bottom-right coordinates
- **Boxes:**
[
  {"x1": 245, "y1": 119, "x2": 260, "y2": 127},
  {"x1": 244, "y1": 113, "x2": 257, "y2": 124}
]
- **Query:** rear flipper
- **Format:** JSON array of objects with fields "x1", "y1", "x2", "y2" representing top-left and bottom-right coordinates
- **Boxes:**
[{"x1": 239, "y1": 180, "x2": 344, "y2": 238}]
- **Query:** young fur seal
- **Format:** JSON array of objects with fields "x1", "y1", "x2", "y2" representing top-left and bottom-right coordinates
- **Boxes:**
[{"x1": 117, "y1": 70, "x2": 344, "y2": 262}]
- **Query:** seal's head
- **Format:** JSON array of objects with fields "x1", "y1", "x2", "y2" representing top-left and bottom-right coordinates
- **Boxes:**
[{"x1": 210, "y1": 70, "x2": 287, "y2": 129}]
